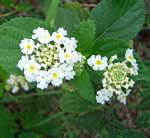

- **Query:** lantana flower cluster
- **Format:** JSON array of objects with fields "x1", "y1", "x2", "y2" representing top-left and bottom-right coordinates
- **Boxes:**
[
  {"x1": 88, "y1": 49, "x2": 138, "y2": 105},
  {"x1": 17, "y1": 27, "x2": 84, "y2": 89},
  {"x1": 6, "y1": 74, "x2": 29, "y2": 94}
]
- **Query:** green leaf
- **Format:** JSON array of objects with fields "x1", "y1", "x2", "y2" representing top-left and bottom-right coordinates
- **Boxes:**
[
  {"x1": 93, "y1": 38, "x2": 129, "y2": 59},
  {"x1": 0, "y1": 17, "x2": 47, "y2": 73},
  {"x1": 135, "y1": 82, "x2": 150, "y2": 111},
  {"x1": 134, "y1": 58, "x2": 150, "y2": 82},
  {"x1": 90, "y1": 0, "x2": 145, "y2": 41},
  {"x1": 76, "y1": 111, "x2": 107, "y2": 131},
  {"x1": 72, "y1": 69, "x2": 95, "y2": 104},
  {"x1": 64, "y1": 2, "x2": 89, "y2": 21},
  {"x1": 0, "y1": 106, "x2": 15, "y2": 138},
  {"x1": 55, "y1": 3, "x2": 89, "y2": 31},
  {"x1": 119, "y1": 130, "x2": 144, "y2": 138},
  {"x1": 60, "y1": 92, "x2": 93, "y2": 113},
  {"x1": 137, "y1": 112, "x2": 150, "y2": 128},
  {"x1": 71, "y1": 20, "x2": 95, "y2": 56},
  {"x1": 19, "y1": 132, "x2": 40, "y2": 138},
  {"x1": 45, "y1": 0, "x2": 60, "y2": 27},
  {"x1": 134, "y1": 68, "x2": 150, "y2": 82}
]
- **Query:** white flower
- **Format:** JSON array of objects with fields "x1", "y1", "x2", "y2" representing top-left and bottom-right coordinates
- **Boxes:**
[
  {"x1": 59, "y1": 50, "x2": 80, "y2": 64},
  {"x1": 19, "y1": 39, "x2": 35, "y2": 55},
  {"x1": 21, "y1": 83, "x2": 29, "y2": 91},
  {"x1": 17, "y1": 56, "x2": 29, "y2": 71},
  {"x1": 52, "y1": 28, "x2": 67, "y2": 44},
  {"x1": 57, "y1": 27, "x2": 67, "y2": 36},
  {"x1": 17, "y1": 75, "x2": 29, "y2": 91},
  {"x1": 125, "y1": 49, "x2": 136, "y2": 63},
  {"x1": 109, "y1": 55, "x2": 117, "y2": 63},
  {"x1": 59, "y1": 64, "x2": 75, "y2": 80},
  {"x1": 24, "y1": 60, "x2": 41, "y2": 74},
  {"x1": 131, "y1": 62, "x2": 139, "y2": 75},
  {"x1": 7, "y1": 74, "x2": 17, "y2": 85},
  {"x1": 63, "y1": 37, "x2": 77, "y2": 51},
  {"x1": 24, "y1": 60, "x2": 41, "y2": 82},
  {"x1": 32, "y1": 27, "x2": 51, "y2": 44},
  {"x1": 117, "y1": 90, "x2": 131, "y2": 104},
  {"x1": 36, "y1": 71, "x2": 50, "y2": 83},
  {"x1": 38, "y1": 30, "x2": 51, "y2": 44},
  {"x1": 96, "y1": 89, "x2": 113, "y2": 104},
  {"x1": 12, "y1": 86, "x2": 19, "y2": 94},
  {"x1": 6, "y1": 74, "x2": 29, "y2": 94},
  {"x1": 35, "y1": 71, "x2": 51, "y2": 89},
  {"x1": 49, "y1": 68, "x2": 64, "y2": 86},
  {"x1": 17, "y1": 27, "x2": 84, "y2": 89},
  {"x1": 32, "y1": 27, "x2": 45, "y2": 39},
  {"x1": 37, "y1": 82, "x2": 49, "y2": 90},
  {"x1": 87, "y1": 55, "x2": 108, "y2": 71}
]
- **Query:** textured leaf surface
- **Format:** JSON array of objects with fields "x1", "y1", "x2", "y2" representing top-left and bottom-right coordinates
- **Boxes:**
[
  {"x1": 137, "y1": 112, "x2": 150, "y2": 128},
  {"x1": 72, "y1": 20, "x2": 95, "y2": 56},
  {"x1": 90, "y1": 0, "x2": 145, "y2": 40},
  {"x1": 93, "y1": 38, "x2": 129, "y2": 59},
  {"x1": 0, "y1": 17, "x2": 47, "y2": 73},
  {"x1": 60, "y1": 92, "x2": 93, "y2": 113},
  {"x1": 72, "y1": 69, "x2": 95, "y2": 103},
  {"x1": 76, "y1": 111, "x2": 107, "y2": 131},
  {"x1": 55, "y1": 3, "x2": 89, "y2": 31}
]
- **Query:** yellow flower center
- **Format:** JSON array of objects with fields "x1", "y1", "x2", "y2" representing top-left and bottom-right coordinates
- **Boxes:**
[
  {"x1": 24, "y1": 44, "x2": 32, "y2": 50},
  {"x1": 95, "y1": 60, "x2": 102, "y2": 65},
  {"x1": 128, "y1": 55, "x2": 133, "y2": 60},
  {"x1": 56, "y1": 33, "x2": 62, "y2": 39},
  {"x1": 52, "y1": 73, "x2": 58, "y2": 79},
  {"x1": 27, "y1": 65, "x2": 36, "y2": 73},
  {"x1": 64, "y1": 53, "x2": 71, "y2": 59}
]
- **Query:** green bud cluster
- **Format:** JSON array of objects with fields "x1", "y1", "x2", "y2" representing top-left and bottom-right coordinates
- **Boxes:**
[{"x1": 34, "y1": 45, "x2": 58, "y2": 69}]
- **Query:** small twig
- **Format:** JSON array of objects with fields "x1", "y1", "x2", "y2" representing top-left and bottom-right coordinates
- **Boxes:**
[
  {"x1": 0, "y1": 10, "x2": 17, "y2": 18},
  {"x1": 82, "y1": 4, "x2": 96, "y2": 8}
]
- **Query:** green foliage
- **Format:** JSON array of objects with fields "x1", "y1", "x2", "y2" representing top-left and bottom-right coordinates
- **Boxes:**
[
  {"x1": 90, "y1": 0, "x2": 145, "y2": 41},
  {"x1": 137, "y1": 111, "x2": 150, "y2": 128},
  {"x1": 119, "y1": 130, "x2": 145, "y2": 138},
  {"x1": 55, "y1": 2, "x2": 89, "y2": 31},
  {"x1": 0, "y1": 17, "x2": 47, "y2": 73},
  {"x1": 0, "y1": 106, "x2": 15, "y2": 138},
  {"x1": 60, "y1": 92, "x2": 93, "y2": 113},
  {"x1": 0, "y1": 0, "x2": 149, "y2": 137},
  {"x1": 72, "y1": 69, "x2": 95, "y2": 104},
  {"x1": 71, "y1": 20, "x2": 95, "y2": 56},
  {"x1": 93, "y1": 38, "x2": 129, "y2": 59},
  {"x1": 19, "y1": 132, "x2": 39, "y2": 138},
  {"x1": 76, "y1": 111, "x2": 107, "y2": 131}
]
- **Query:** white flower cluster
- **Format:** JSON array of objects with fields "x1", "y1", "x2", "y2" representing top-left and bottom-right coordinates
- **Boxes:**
[
  {"x1": 17, "y1": 27, "x2": 84, "y2": 89},
  {"x1": 88, "y1": 49, "x2": 138, "y2": 105},
  {"x1": 6, "y1": 74, "x2": 29, "y2": 94}
]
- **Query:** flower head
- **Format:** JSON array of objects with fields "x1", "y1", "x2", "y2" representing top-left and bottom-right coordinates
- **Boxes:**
[
  {"x1": 6, "y1": 74, "x2": 29, "y2": 94},
  {"x1": 17, "y1": 27, "x2": 84, "y2": 89},
  {"x1": 88, "y1": 49, "x2": 139, "y2": 105}
]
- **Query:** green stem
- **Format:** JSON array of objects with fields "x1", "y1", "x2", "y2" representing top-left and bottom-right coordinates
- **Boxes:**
[{"x1": 45, "y1": 0, "x2": 60, "y2": 27}]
